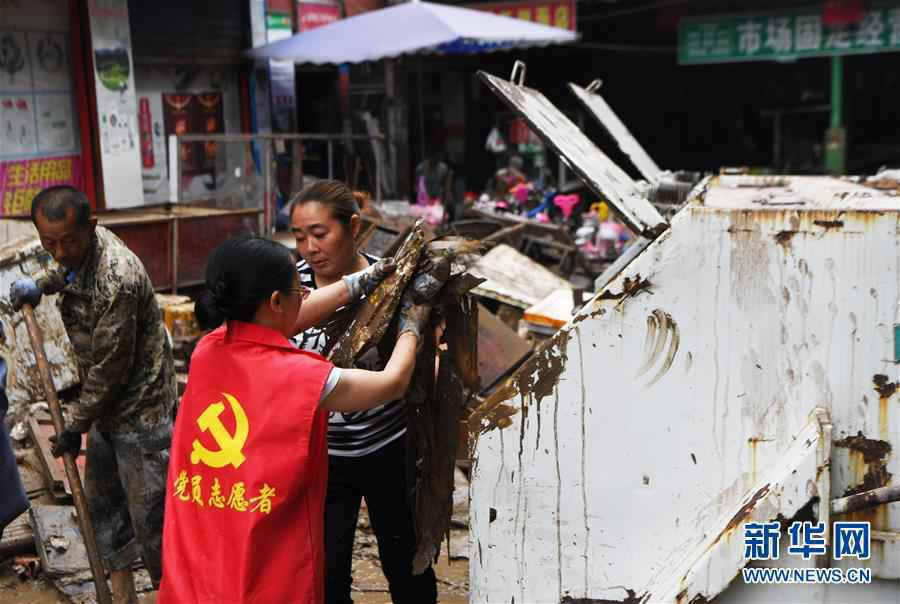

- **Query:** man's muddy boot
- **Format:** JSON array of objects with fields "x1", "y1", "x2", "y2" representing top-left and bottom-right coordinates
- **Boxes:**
[{"x1": 110, "y1": 568, "x2": 138, "y2": 604}]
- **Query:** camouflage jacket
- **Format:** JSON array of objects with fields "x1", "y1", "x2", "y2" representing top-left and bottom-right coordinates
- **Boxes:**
[{"x1": 38, "y1": 227, "x2": 175, "y2": 433}]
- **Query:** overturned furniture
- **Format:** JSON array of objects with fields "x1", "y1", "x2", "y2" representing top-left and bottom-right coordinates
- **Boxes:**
[
  {"x1": 469, "y1": 67, "x2": 900, "y2": 603},
  {"x1": 0, "y1": 238, "x2": 80, "y2": 412}
]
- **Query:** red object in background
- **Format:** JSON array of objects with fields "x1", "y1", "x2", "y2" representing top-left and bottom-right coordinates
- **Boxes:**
[
  {"x1": 267, "y1": 0, "x2": 294, "y2": 14},
  {"x1": 466, "y1": 0, "x2": 577, "y2": 31},
  {"x1": 509, "y1": 117, "x2": 530, "y2": 145},
  {"x1": 139, "y1": 98, "x2": 155, "y2": 168},
  {"x1": 823, "y1": 0, "x2": 863, "y2": 26},
  {"x1": 298, "y1": 2, "x2": 341, "y2": 31},
  {"x1": 337, "y1": 66, "x2": 350, "y2": 116},
  {"x1": 656, "y1": 6, "x2": 684, "y2": 32},
  {"x1": 343, "y1": 0, "x2": 381, "y2": 18},
  {"x1": 69, "y1": 0, "x2": 98, "y2": 210}
]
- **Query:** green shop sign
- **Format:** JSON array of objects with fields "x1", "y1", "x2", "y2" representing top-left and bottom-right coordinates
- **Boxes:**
[{"x1": 679, "y1": 6, "x2": 900, "y2": 64}]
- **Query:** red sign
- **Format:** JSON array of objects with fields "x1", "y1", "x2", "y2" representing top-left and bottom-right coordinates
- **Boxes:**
[
  {"x1": 162, "y1": 92, "x2": 224, "y2": 178},
  {"x1": 509, "y1": 117, "x2": 530, "y2": 145},
  {"x1": 469, "y1": 0, "x2": 576, "y2": 31},
  {"x1": 139, "y1": 98, "x2": 154, "y2": 169},
  {"x1": 823, "y1": 0, "x2": 863, "y2": 26},
  {"x1": 0, "y1": 156, "x2": 84, "y2": 216},
  {"x1": 298, "y1": 2, "x2": 341, "y2": 31}
]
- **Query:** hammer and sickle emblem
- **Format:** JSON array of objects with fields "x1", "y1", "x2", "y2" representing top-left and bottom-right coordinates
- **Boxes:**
[{"x1": 190, "y1": 393, "x2": 249, "y2": 469}]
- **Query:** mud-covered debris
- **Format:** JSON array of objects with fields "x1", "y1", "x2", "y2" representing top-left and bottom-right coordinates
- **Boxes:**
[
  {"x1": 48, "y1": 536, "x2": 70, "y2": 552},
  {"x1": 873, "y1": 374, "x2": 898, "y2": 399},
  {"x1": 596, "y1": 274, "x2": 652, "y2": 303},
  {"x1": 834, "y1": 432, "x2": 893, "y2": 497}
]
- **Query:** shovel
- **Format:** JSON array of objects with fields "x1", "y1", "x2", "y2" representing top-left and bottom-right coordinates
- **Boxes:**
[{"x1": 18, "y1": 301, "x2": 112, "y2": 604}]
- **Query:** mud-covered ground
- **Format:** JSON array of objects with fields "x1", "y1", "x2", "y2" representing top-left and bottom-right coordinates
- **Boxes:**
[
  {"x1": 0, "y1": 552, "x2": 469, "y2": 604},
  {"x1": 1, "y1": 472, "x2": 471, "y2": 603}
]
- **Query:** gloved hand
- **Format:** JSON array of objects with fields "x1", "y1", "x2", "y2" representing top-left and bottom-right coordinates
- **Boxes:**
[
  {"x1": 342, "y1": 258, "x2": 396, "y2": 302},
  {"x1": 397, "y1": 290, "x2": 432, "y2": 341},
  {"x1": 408, "y1": 256, "x2": 451, "y2": 304},
  {"x1": 10, "y1": 278, "x2": 42, "y2": 312},
  {"x1": 49, "y1": 428, "x2": 83, "y2": 458}
]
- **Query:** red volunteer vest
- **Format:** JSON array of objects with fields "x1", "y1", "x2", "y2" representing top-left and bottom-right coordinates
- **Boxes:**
[{"x1": 158, "y1": 321, "x2": 333, "y2": 603}]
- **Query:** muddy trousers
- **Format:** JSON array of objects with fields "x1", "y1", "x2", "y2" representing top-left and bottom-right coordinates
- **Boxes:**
[
  {"x1": 83, "y1": 422, "x2": 171, "y2": 588},
  {"x1": 324, "y1": 436, "x2": 437, "y2": 604}
]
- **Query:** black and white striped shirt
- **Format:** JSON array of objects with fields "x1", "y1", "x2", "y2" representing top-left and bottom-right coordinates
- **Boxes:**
[{"x1": 293, "y1": 254, "x2": 407, "y2": 457}]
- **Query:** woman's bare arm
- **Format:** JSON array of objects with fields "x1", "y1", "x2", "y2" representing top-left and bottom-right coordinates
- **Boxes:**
[
  {"x1": 291, "y1": 281, "x2": 350, "y2": 335},
  {"x1": 321, "y1": 332, "x2": 418, "y2": 412}
]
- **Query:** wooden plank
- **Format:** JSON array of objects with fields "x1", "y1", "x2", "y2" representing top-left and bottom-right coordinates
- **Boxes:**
[
  {"x1": 476, "y1": 304, "x2": 532, "y2": 392},
  {"x1": 477, "y1": 71, "x2": 667, "y2": 238},
  {"x1": 468, "y1": 244, "x2": 571, "y2": 309},
  {"x1": 29, "y1": 504, "x2": 90, "y2": 577},
  {"x1": 28, "y1": 414, "x2": 86, "y2": 501}
]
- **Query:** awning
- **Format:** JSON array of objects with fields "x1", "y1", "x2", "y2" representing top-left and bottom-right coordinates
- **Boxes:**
[{"x1": 246, "y1": 1, "x2": 576, "y2": 64}]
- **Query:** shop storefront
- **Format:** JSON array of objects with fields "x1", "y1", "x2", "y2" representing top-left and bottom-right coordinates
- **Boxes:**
[
  {"x1": 0, "y1": 1, "x2": 87, "y2": 216},
  {"x1": 0, "y1": 0, "x2": 254, "y2": 215}
]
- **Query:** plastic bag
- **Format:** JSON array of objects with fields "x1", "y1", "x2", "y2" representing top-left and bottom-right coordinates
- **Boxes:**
[{"x1": 485, "y1": 127, "x2": 507, "y2": 154}]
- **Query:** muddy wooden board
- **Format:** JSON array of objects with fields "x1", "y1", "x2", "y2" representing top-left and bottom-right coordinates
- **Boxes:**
[
  {"x1": 468, "y1": 244, "x2": 571, "y2": 309},
  {"x1": 28, "y1": 415, "x2": 86, "y2": 501},
  {"x1": 568, "y1": 81, "x2": 663, "y2": 184},
  {"x1": 29, "y1": 505, "x2": 88, "y2": 577},
  {"x1": 16, "y1": 447, "x2": 50, "y2": 497},
  {"x1": 477, "y1": 70, "x2": 667, "y2": 238},
  {"x1": 476, "y1": 304, "x2": 532, "y2": 392}
]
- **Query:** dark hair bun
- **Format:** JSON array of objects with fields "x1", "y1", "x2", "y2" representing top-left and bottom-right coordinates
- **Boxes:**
[
  {"x1": 352, "y1": 190, "x2": 370, "y2": 212},
  {"x1": 196, "y1": 235, "x2": 296, "y2": 329},
  {"x1": 195, "y1": 287, "x2": 226, "y2": 330}
]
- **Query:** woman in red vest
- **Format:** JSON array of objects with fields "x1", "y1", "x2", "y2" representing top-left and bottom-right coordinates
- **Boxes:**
[{"x1": 158, "y1": 236, "x2": 431, "y2": 603}]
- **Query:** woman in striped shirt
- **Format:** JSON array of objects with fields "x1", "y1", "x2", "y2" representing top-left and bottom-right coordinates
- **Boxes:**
[{"x1": 289, "y1": 180, "x2": 438, "y2": 604}]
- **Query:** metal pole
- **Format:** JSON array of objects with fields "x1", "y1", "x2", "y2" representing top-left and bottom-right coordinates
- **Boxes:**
[
  {"x1": 327, "y1": 140, "x2": 334, "y2": 180},
  {"x1": 830, "y1": 55, "x2": 843, "y2": 130},
  {"x1": 20, "y1": 305, "x2": 112, "y2": 604},
  {"x1": 375, "y1": 149, "x2": 382, "y2": 204},
  {"x1": 831, "y1": 484, "x2": 900, "y2": 516},
  {"x1": 825, "y1": 55, "x2": 846, "y2": 175},
  {"x1": 773, "y1": 111, "x2": 782, "y2": 170},
  {"x1": 418, "y1": 57, "x2": 426, "y2": 163},
  {"x1": 264, "y1": 142, "x2": 273, "y2": 235},
  {"x1": 171, "y1": 217, "x2": 179, "y2": 295},
  {"x1": 168, "y1": 135, "x2": 179, "y2": 203}
]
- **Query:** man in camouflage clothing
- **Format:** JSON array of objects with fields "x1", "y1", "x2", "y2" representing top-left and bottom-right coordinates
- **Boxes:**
[{"x1": 11, "y1": 186, "x2": 175, "y2": 602}]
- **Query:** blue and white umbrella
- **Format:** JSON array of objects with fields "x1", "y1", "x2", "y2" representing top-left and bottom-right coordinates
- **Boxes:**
[{"x1": 247, "y1": 0, "x2": 577, "y2": 64}]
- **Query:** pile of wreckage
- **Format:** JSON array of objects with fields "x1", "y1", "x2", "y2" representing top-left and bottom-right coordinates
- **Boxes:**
[
  {"x1": 0, "y1": 204, "x2": 591, "y2": 601},
  {"x1": 0, "y1": 64, "x2": 711, "y2": 602}
]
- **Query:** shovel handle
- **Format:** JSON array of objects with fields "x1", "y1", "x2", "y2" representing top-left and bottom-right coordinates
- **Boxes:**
[{"x1": 20, "y1": 303, "x2": 113, "y2": 604}]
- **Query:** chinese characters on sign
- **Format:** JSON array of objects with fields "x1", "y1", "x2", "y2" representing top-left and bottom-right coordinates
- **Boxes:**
[
  {"x1": 172, "y1": 469, "x2": 277, "y2": 515},
  {"x1": 0, "y1": 156, "x2": 82, "y2": 215},
  {"x1": 0, "y1": 25, "x2": 81, "y2": 216},
  {"x1": 298, "y1": 2, "x2": 341, "y2": 32},
  {"x1": 468, "y1": 0, "x2": 576, "y2": 31},
  {"x1": 679, "y1": 7, "x2": 900, "y2": 64},
  {"x1": 744, "y1": 521, "x2": 871, "y2": 561}
]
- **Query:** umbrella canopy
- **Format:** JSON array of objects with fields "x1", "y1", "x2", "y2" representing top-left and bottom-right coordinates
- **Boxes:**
[{"x1": 246, "y1": 0, "x2": 577, "y2": 64}]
